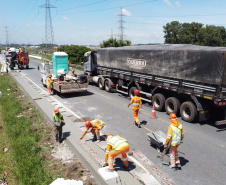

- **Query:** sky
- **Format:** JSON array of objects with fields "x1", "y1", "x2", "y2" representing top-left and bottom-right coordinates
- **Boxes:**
[{"x1": 0, "y1": 0, "x2": 226, "y2": 46}]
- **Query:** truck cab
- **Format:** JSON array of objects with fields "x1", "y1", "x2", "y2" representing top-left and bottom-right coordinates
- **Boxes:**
[{"x1": 84, "y1": 51, "x2": 97, "y2": 75}]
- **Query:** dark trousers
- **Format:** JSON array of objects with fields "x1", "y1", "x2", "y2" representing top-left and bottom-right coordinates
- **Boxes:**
[{"x1": 55, "y1": 125, "x2": 63, "y2": 142}]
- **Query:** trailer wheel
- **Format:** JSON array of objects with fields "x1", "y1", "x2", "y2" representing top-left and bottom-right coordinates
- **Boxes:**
[
  {"x1": 98, "y1": 78, "x2": 104, "y2": 90},
  {"x1": 152, "y1": 93, "x2": 165, "y2": 111},
  {"x1": 180, "y1": 101, "x2": 197, "y2": 122},
  {"x1": 105, "y1": 79, "x2": 112, "y2": 92},
  {"x1": 165, "y1": 97, "x2": 180, "y2": 115},
  {"x1": 129, "y1": 87, "x2": 138, "y2": 98}
]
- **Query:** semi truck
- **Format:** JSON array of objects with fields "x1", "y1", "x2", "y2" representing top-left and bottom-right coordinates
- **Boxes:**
[
  {"x1": 84, "y1": 44, "x2": 226, "y2": 124},
  {"x1": 40, "y1": 52, "x2": 88, "y2": 94}
]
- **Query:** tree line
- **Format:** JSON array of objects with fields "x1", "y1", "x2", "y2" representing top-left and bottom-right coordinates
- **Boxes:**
[
  {"x1": 163, "y1": 21, "x2": 226, "y2": 46},
  {"x1": 57, "y1": 45, "x2": 91, "y2": 65}
]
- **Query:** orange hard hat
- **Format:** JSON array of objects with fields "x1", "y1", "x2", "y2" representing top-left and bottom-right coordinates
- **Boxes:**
[
  {"x1": 85, "y1": 121, "x2": 91, "y2": 127},
  {"x1": 49, "y1": 74, "x2": 52, "y2": 77},
  {"x1": 134, "y1": 89, "x2": 139, "y2": 94},
  {"x1": 54, "y1": 107, "x2": 59, "y2": 114},
  {"x1": 106, "y1": 133, "x2": 113, "y2": 140},
  {"x1": 169, "y1": 113, "x2": 177, "y2": 119}
]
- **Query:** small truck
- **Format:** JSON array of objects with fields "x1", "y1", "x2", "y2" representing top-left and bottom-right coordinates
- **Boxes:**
[{"x1": 40, "y1": 52, "x2": 88, "y2": 94}]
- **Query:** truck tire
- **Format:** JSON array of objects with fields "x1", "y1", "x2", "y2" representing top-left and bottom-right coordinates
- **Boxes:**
[
  {"x1": 165, "y1": 97, "x2": 180, "y2": 115},
  {"x1": 105, "y1": 78, "x2": 112, "y2": 92},
  {"x1": 152, "y1": 93, "x2": 165, "y2": 111},
  {"x1": 98, "y1": 78, "x2": 104, "y2": 90},
  {"x1": 26, "y1": 64, "x2": 29, "y2": 69},
  {"x1": 129, "y1": 87, "x2": 137, "y2": 99},
  {"x1": 180, "y1": 101, "x2": 197, "y2": 122},
  {"x1": 41, "y1": 78, "x2": 46, "y2": 87}
]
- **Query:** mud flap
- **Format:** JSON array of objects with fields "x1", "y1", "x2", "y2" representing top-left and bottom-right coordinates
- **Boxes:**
[{"x1": 199, "y1": 110, "x2": 209, "y2": 122}]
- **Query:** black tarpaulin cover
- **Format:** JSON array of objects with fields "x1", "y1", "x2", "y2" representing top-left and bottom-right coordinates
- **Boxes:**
[{"x1": 97, "y1": 44, "x2": 226, "y2": 86}]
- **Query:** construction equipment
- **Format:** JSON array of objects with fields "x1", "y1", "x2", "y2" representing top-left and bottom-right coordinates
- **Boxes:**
[
  {"x1": 5, "y1": 48, "x2": 17, "y2": 70},
  {"x1": 16, "y1": 50, "x2": 29, "y2": 69},
  {"x1": 40, "y1": 52, "x2": 88, "y2": 94},
  {"x1": 144, "y1": 127, "x2": 167, "y2": 153}
]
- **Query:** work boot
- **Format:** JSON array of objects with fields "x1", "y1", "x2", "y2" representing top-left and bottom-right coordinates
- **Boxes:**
[
  {"x1": 106, "y1": 168, "x2": 114, "y2": 172},
  {"x1": 138, "y1": 124, "x2": 141, "y2": 128},
  {"x1": 92, "y1": 135, "x2": 97, "y2": 142},
  {"x1": 176, "y1": 163, "x2": 182, "y2": 170},
  {"x1": 169, "y1": 165, "x2": 177, "y2": 171}
]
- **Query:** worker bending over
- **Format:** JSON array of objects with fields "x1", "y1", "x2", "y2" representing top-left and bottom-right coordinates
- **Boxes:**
[
  {"x1": 128, "y1": 89, "x2": 142, "y2": 128},
  {"x1": 53, "y1": 107, "x2": 65, "y2": 143},
  {"x1": 103, "y1": 134, "x2": 130, "y2": 171},
  {"x1": 80, "y1": 119, "x2": 105, "y2": 143},
  {"x1": 164, "y1": 113, "x2": 184, "y2": 170},
  {"x1": 46, "y1": 74, "x2": 53, "y2": 96}
]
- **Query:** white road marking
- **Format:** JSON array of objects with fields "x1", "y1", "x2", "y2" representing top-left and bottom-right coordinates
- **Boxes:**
[
  {"x1": 90, "y1": 89, "x2": 111, "y2": 100},
  {"x1": 19, "y1": 73, "x2": 82, "y2": 119}
]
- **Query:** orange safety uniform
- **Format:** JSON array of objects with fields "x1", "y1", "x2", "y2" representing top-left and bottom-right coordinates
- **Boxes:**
[
  {"x1": 81, "y1": 120, "x2": 105, "y2": 140},
  {"x1": 130, "y1": 96, "x2": 142, "y2": 125},
  {"x1": 165, "y1": 119, "x2": 184, "y2": 167},
  {"x1": 105, "y1": 135, "x2": 129, "y2": 170}
]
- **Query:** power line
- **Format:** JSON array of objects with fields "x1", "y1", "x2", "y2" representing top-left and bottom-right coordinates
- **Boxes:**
[
  {"x1": 56, "y1": 0, "x2": 160, "y2": 15},
  {"x1": 39, "y1": 0, "x2": 56, "y2": 46},
  {"x1": 132, "y1": 13, "x2": 226, "y2": 18}
]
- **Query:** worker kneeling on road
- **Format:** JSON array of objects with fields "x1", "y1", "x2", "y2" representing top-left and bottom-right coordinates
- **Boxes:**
[
  {"x1": 46, "y1": 74, "x2": 53, "y2": 96},
  {"x1": 164, "y1": 113, "x2": 184, "y2": 170},
  {"x1": 103, "y1": 134, "x2": 130, "y2": 172},
  {"x1": 53, "y1": 107, "x2": 65, "y2": 143},
  {"x1": 128, "y1": 89, "x2": 142, "y2": 128},
  {"x1": 80, "y1": 119, "x2": 105, "y2": 143}
]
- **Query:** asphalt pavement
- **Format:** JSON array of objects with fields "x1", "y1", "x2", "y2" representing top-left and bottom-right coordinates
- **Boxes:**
[{"x1": 2, "y1": 55, "x2": 226, "y2": 185}]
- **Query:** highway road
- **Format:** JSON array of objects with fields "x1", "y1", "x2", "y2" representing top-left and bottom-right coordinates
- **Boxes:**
[{"x1": 10, "y1": 57, "x2": 226, "y2": 185}]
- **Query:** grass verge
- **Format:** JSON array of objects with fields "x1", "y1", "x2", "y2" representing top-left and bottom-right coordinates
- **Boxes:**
[{"x1": 0, "y1": 73, "x2": 53, "y2": 185}]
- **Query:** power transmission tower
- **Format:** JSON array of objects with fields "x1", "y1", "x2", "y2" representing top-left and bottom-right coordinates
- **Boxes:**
[
  {"x1": 118, "y1": 7, "x2": 126, "y2": 41},
  {"x1": 4, "y1": 26, "x2": 9, "y2": 48},
  {"x1": 39, "y1": 0, "x2": 56, "y2": 47}
]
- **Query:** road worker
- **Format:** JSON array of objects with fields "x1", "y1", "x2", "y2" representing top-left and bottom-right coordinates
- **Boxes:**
[
  {"x1": 53, "y1": 107, "x2": 65, "y2": 143},
  {"x1": 46, "y1": 74, "x2": 53, "y2": 96},
  {"x1": 128, "y1": 89, "x2": 142, "y2": 128},
  {"x1": 80, "y1": 119, "x2": 105, "y2": 143},
  {"x1": 5, "y1": 60, "x2": 8, "y2": 73},
  {"x1": 103, "y1": 134, "x2": 130, "y2": 171},
  {"x1": 164, "y1": 113, "x2": 184, "y2": 170}
]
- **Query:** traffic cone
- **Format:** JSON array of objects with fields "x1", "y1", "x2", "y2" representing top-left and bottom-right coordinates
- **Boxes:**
[{"x1": 151, "y1": 104, "x2": 158, "y2": 119}]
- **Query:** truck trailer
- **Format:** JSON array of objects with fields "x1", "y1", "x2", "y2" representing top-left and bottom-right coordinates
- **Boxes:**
[
  {"x1": 84, "y1": 44, "x2": 226, "y2": 124},
  {"x1": 41, "y1": 52, "x2": 88, "y2": 94}
]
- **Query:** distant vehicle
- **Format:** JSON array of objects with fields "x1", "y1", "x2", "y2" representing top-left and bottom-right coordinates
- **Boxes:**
[
  {"x1": 40, "y1": 52, "x2": 88, "y2": 94},
  {"x1": 84, "y1": 44, "x2": 226, "y2": 124}
]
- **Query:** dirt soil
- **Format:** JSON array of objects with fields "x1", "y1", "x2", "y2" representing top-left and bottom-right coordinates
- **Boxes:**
[{"x1": 17, "y1": 92, "x2": 98, "y2": 185}]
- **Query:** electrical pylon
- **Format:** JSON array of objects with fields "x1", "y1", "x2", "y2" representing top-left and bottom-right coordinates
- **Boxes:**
[
  {"x1": 4, "y1": 26, "x2": 9, "y2": 48},
  {"x1": 39, "y1": 0, "x2": 56, "y2": 47},
  {"x1": 118, "y1": 7, "x2": 126, "y2": 41}
]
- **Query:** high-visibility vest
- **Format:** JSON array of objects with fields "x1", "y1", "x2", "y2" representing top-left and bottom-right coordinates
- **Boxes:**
[
  {"x1": 91, "y1": 119, "x2": 105, "y2": 128},
  {"x1": 46, "y1": 77, "x2": 52, "y2": 86},
  {"x1": 107, "y1": 135, "x2": 128, "y2": 151},
  {"x1": 54, "y1": 113, "x2": 62, "y2": 122},
  {"x1": 132, "y1": 97, "x2": 141, "y2": 110},
  {"x1": 170, "y1": 124, "x2": 182, "y2": 146}
]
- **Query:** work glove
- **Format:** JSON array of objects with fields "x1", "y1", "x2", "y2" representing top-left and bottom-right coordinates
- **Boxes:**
[
  {"x1": 103, "y1": 162, "x2": 108, "y2": 167},
  {"x1": 164, "y1": 144, "x2": 167, "y2": 148},
  {"x1": 139, "y1": 109, "x2": 143, "y2": 114},
  {"x1": 80, "y1": 137, "x2": 83, "y2": 140}
]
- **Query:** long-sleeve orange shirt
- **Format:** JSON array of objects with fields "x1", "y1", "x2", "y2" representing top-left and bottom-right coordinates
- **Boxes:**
[
  {"x1": 81, "y1": 120, "x2": 105, "y2": 139},
  {"x1": 130, "y1": 96, "x2": 142, "y2": 110}
]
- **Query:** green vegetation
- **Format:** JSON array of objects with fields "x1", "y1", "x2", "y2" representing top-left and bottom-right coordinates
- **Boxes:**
[
  {"x1": 163, "y1": 21, "x2": 226, "y2": 46},
  {"x1": 100, "y1": 38, "x2": 131, "y2": 48},
  {"x1": 57, "y1": 45, "x2": 91, "y2": 65},
  {"x1": 0, "y1": 74, "x2": 53, "y2": 185}
]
